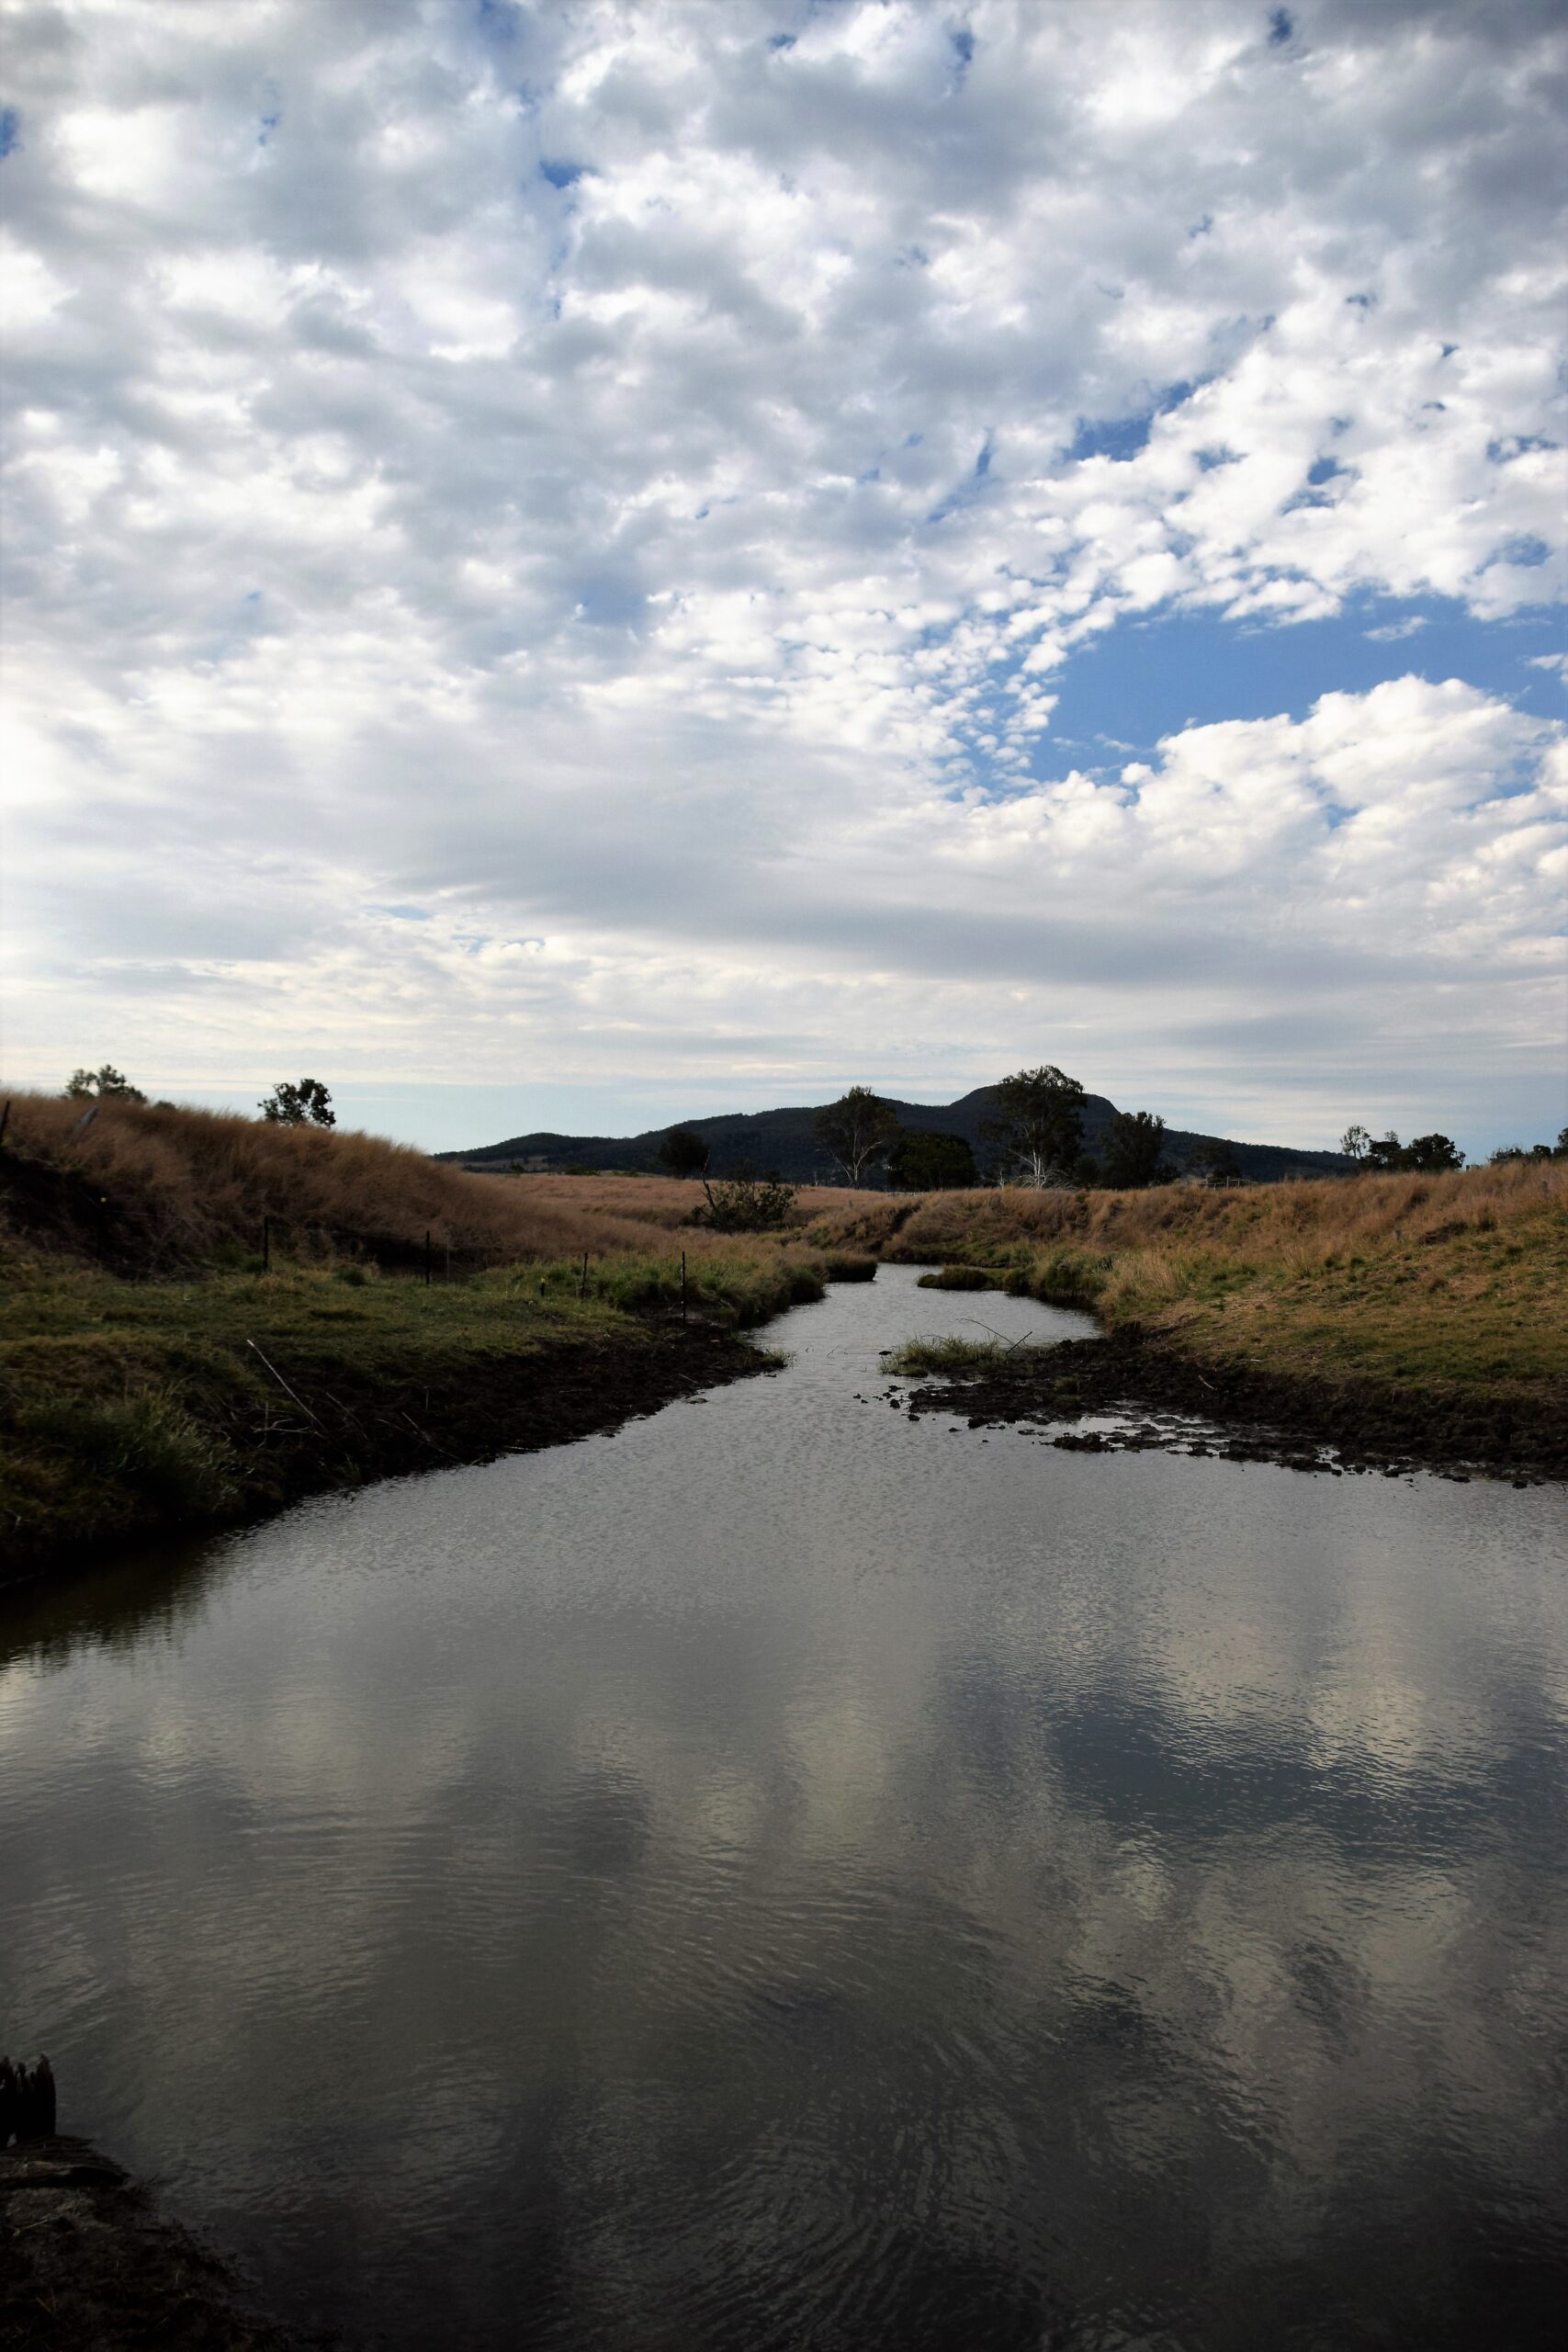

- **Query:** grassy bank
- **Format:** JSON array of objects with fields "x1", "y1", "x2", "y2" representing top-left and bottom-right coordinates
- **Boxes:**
[
  {"x1": 810, "y1": 1159, "x2": 1568, "y2": 1397},
  {"x1": 0, "y1": 1092, "x2": 891, "y2": 1574},
  {"x1": 8, "y1": 1090, "x2": 1562, "y2": 1559},
  {"x1": 0, "y1": 1091, "x2": 885, "y2": 1274},
  {"x1": 0, "y1": 1090, "x2": 860, "y2": 1577},
  {"x1": 842, "y1": 1162, "x2": 1567, "y2": 1477},
  {"x1": 0, "y1": 1252, "x2": 825, "y2": 1577}
]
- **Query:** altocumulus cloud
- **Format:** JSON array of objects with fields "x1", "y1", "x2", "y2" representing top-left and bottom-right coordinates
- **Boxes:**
[{"x1": 0, "y1": 0, "x2": 1563, "y2": 1149}]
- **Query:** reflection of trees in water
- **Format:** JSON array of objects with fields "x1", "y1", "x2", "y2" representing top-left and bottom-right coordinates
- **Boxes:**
[{"x1": 0, "y1": 1531, "x2": 228, "y2": 1675}]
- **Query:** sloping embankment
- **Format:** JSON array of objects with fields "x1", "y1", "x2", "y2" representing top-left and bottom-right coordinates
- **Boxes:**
[{"x1": 0, "y1": 1271, "x2": 787, "y2": 1585}]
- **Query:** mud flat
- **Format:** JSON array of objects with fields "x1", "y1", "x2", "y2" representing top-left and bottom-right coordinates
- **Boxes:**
[{"x1": 902, "y1": 1328, "x2": 1568, "y2": 1483}]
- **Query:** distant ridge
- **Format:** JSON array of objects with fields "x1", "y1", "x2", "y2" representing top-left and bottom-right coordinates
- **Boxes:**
[{"x1": 436, "y1": 1085, "x2": 1349, "y2": 1186}]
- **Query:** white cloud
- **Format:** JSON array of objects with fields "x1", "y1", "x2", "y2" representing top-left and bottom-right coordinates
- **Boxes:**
[{"x1": 0, "y1": 0, "x2": 1563, "y2": 1144}]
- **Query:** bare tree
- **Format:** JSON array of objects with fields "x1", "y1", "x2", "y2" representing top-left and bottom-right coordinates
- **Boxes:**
[
  {"x1": 981, "y1": 1067, "x2": 1086, "y2": 1187},
  {"x1": 814, "y1": 1087, "x2": 902, "y2": 1185}
]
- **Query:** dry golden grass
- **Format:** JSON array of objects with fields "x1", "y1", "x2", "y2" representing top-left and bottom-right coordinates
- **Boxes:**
[
  {"x1": 0, "y1": 1091, "x2": 886, "y2": 1273},
  {"x1": 506, "y1": 1170, "x2": 879, "y2": 1234},
  {"x1": 840, "y1": 1160, "x2": 1568, "y2": 1396},
  {"x1": 6, "y1": 1091, "x2": 1561, "y2": 1404},
  {"x1": 878, "y1": 1157, "x2": 1568, "y2": 1266}
]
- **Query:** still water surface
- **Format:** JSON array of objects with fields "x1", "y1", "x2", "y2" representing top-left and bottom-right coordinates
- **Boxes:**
[{"x1": 3, "y1": 1268, "x2": 1566, "y2": 2348}]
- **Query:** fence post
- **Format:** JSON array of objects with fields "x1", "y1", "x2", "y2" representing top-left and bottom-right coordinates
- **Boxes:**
[
  {"x1": 424, "y1": 1229, "x2": 432, "y2": 1288},
  {"x1": 262, "y1": 1214, "x2": 270, "y2": 1273},
  {"x1": 579, "y1": 1250, "x2": 589, "y2": 1300},
  {"x1": 681, "y1": 1250, "x2": 687, "y2": 1322}
]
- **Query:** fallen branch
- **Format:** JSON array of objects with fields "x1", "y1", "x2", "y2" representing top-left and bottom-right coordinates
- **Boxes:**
[{"x1": 244, "y1": 1339, "x2": 323, "y2": 1428}]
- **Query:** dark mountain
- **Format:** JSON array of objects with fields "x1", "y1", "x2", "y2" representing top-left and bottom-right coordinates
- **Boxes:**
[{"x1": 437, "y1": 1086, "x2": 1350, "y2": 1185}]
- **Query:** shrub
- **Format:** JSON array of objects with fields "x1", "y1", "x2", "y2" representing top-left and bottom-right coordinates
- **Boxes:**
[{"x1": 692, "y1": 1170, "x2": 797, "y2": 1233}]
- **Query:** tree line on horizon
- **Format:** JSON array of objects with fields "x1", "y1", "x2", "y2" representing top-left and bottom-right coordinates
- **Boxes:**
[
  {"x1": 62, "y1": 1066, "x2": 338, "y2": 1127},
  {"x1": 44, "y1": 1064, "x2": 1568, "y2": 1183},
  {"x1": 661, "y1": 1069, "x2": 1213, "y2": 1193}
]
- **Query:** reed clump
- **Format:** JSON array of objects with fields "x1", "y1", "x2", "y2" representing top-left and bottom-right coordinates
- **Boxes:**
[
  {"x1": 823, "y1": 1252, "x2": 878, "y2": 1282},
  {"x1": 883, "y1": 1336, "x2": 1049, "y2": 1375}
]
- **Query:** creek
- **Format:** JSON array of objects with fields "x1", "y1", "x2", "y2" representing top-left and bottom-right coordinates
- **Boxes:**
[{"x1": 2, "y1": 1266, "x2": 1564, "y2": 2348}]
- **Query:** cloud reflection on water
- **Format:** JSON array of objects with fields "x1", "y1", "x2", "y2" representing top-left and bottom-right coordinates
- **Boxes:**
[{"x1": 2, "y1": 1272, "x2": 1564, "y2": 2347}]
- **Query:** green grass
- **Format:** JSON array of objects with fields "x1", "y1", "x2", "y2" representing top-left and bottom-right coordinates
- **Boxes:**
[
  {"x1": 15, "y1": 1389, "x2": 240, "y2": 1519},
  {"x1": 0, "y1": 1248, "x2": 824, "y2": 1566},
  {"x1": 915, "y1": 1264, "x2": 1000, "y2": 1292},
  {"x1": 994, "y1": 1229, "x2": 1565, "y2": 1396}
]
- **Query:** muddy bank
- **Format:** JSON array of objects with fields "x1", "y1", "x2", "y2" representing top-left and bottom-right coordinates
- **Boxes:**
[
  {"x1": 1, "y1": 1320, "x2": 774, "y2": 1590},
  {"x1": 0, "y1": 2137, "x2": 292, "y2": 2351},
  {"x1": 902, "y1": 1329, "x2": 1568, "y2": 1483}
]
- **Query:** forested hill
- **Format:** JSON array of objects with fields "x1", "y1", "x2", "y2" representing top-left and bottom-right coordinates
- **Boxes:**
[{"x1": 438, "y1": 1087, "x2": 1351, "y2": 1185}]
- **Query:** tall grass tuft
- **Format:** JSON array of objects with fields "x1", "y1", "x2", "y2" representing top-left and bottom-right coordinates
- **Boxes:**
[
  {"x1": 883, "y1": 1336, "x2": 1054, "y2": 1375},
  {"x1": 17, "y1": 1389, "x2": 238, "y2": 1515}
]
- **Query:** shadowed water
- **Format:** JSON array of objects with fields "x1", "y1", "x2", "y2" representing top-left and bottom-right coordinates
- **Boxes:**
[{"x1": 2, "y1": 1267, "x2": 1565, "y2": 2348}]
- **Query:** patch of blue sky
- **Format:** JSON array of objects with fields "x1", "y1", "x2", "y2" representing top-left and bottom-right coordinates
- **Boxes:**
[
  {"x1": 370, "y1": 904, "x2": 433, "y2": 922},
  {"x1": 1066, "y1": 383, "x2": 1199, "y2": 464},
  {"x1": 474, "y1": 0, "x2": 522, "y2": 39},
  {"x1": 923, "y1": 435, "x2": 996, "y2": 524},
  {"x1": 982, "y1": 595, "x2": 1567, "y2": 784},
  {"x1": 0, "y1": 107, "x2": 20, "y2": 160},
  {"x1": 540, "y1": 158, "x2": 585, "y2": 190}
]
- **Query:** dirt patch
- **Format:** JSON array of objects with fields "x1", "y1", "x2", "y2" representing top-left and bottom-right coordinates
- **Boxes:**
[
  {"x1": 901, "y1": 1329, "x2": 1567, "y2": 1484},
  {"x1": 1, "y1": 2138, "x2": 294, "y2": 2350}
]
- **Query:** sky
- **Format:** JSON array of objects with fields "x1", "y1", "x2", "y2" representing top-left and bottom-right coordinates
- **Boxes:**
[{"x1": 1, "y1": 0, "x2": 1564, "y2": 1159}]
